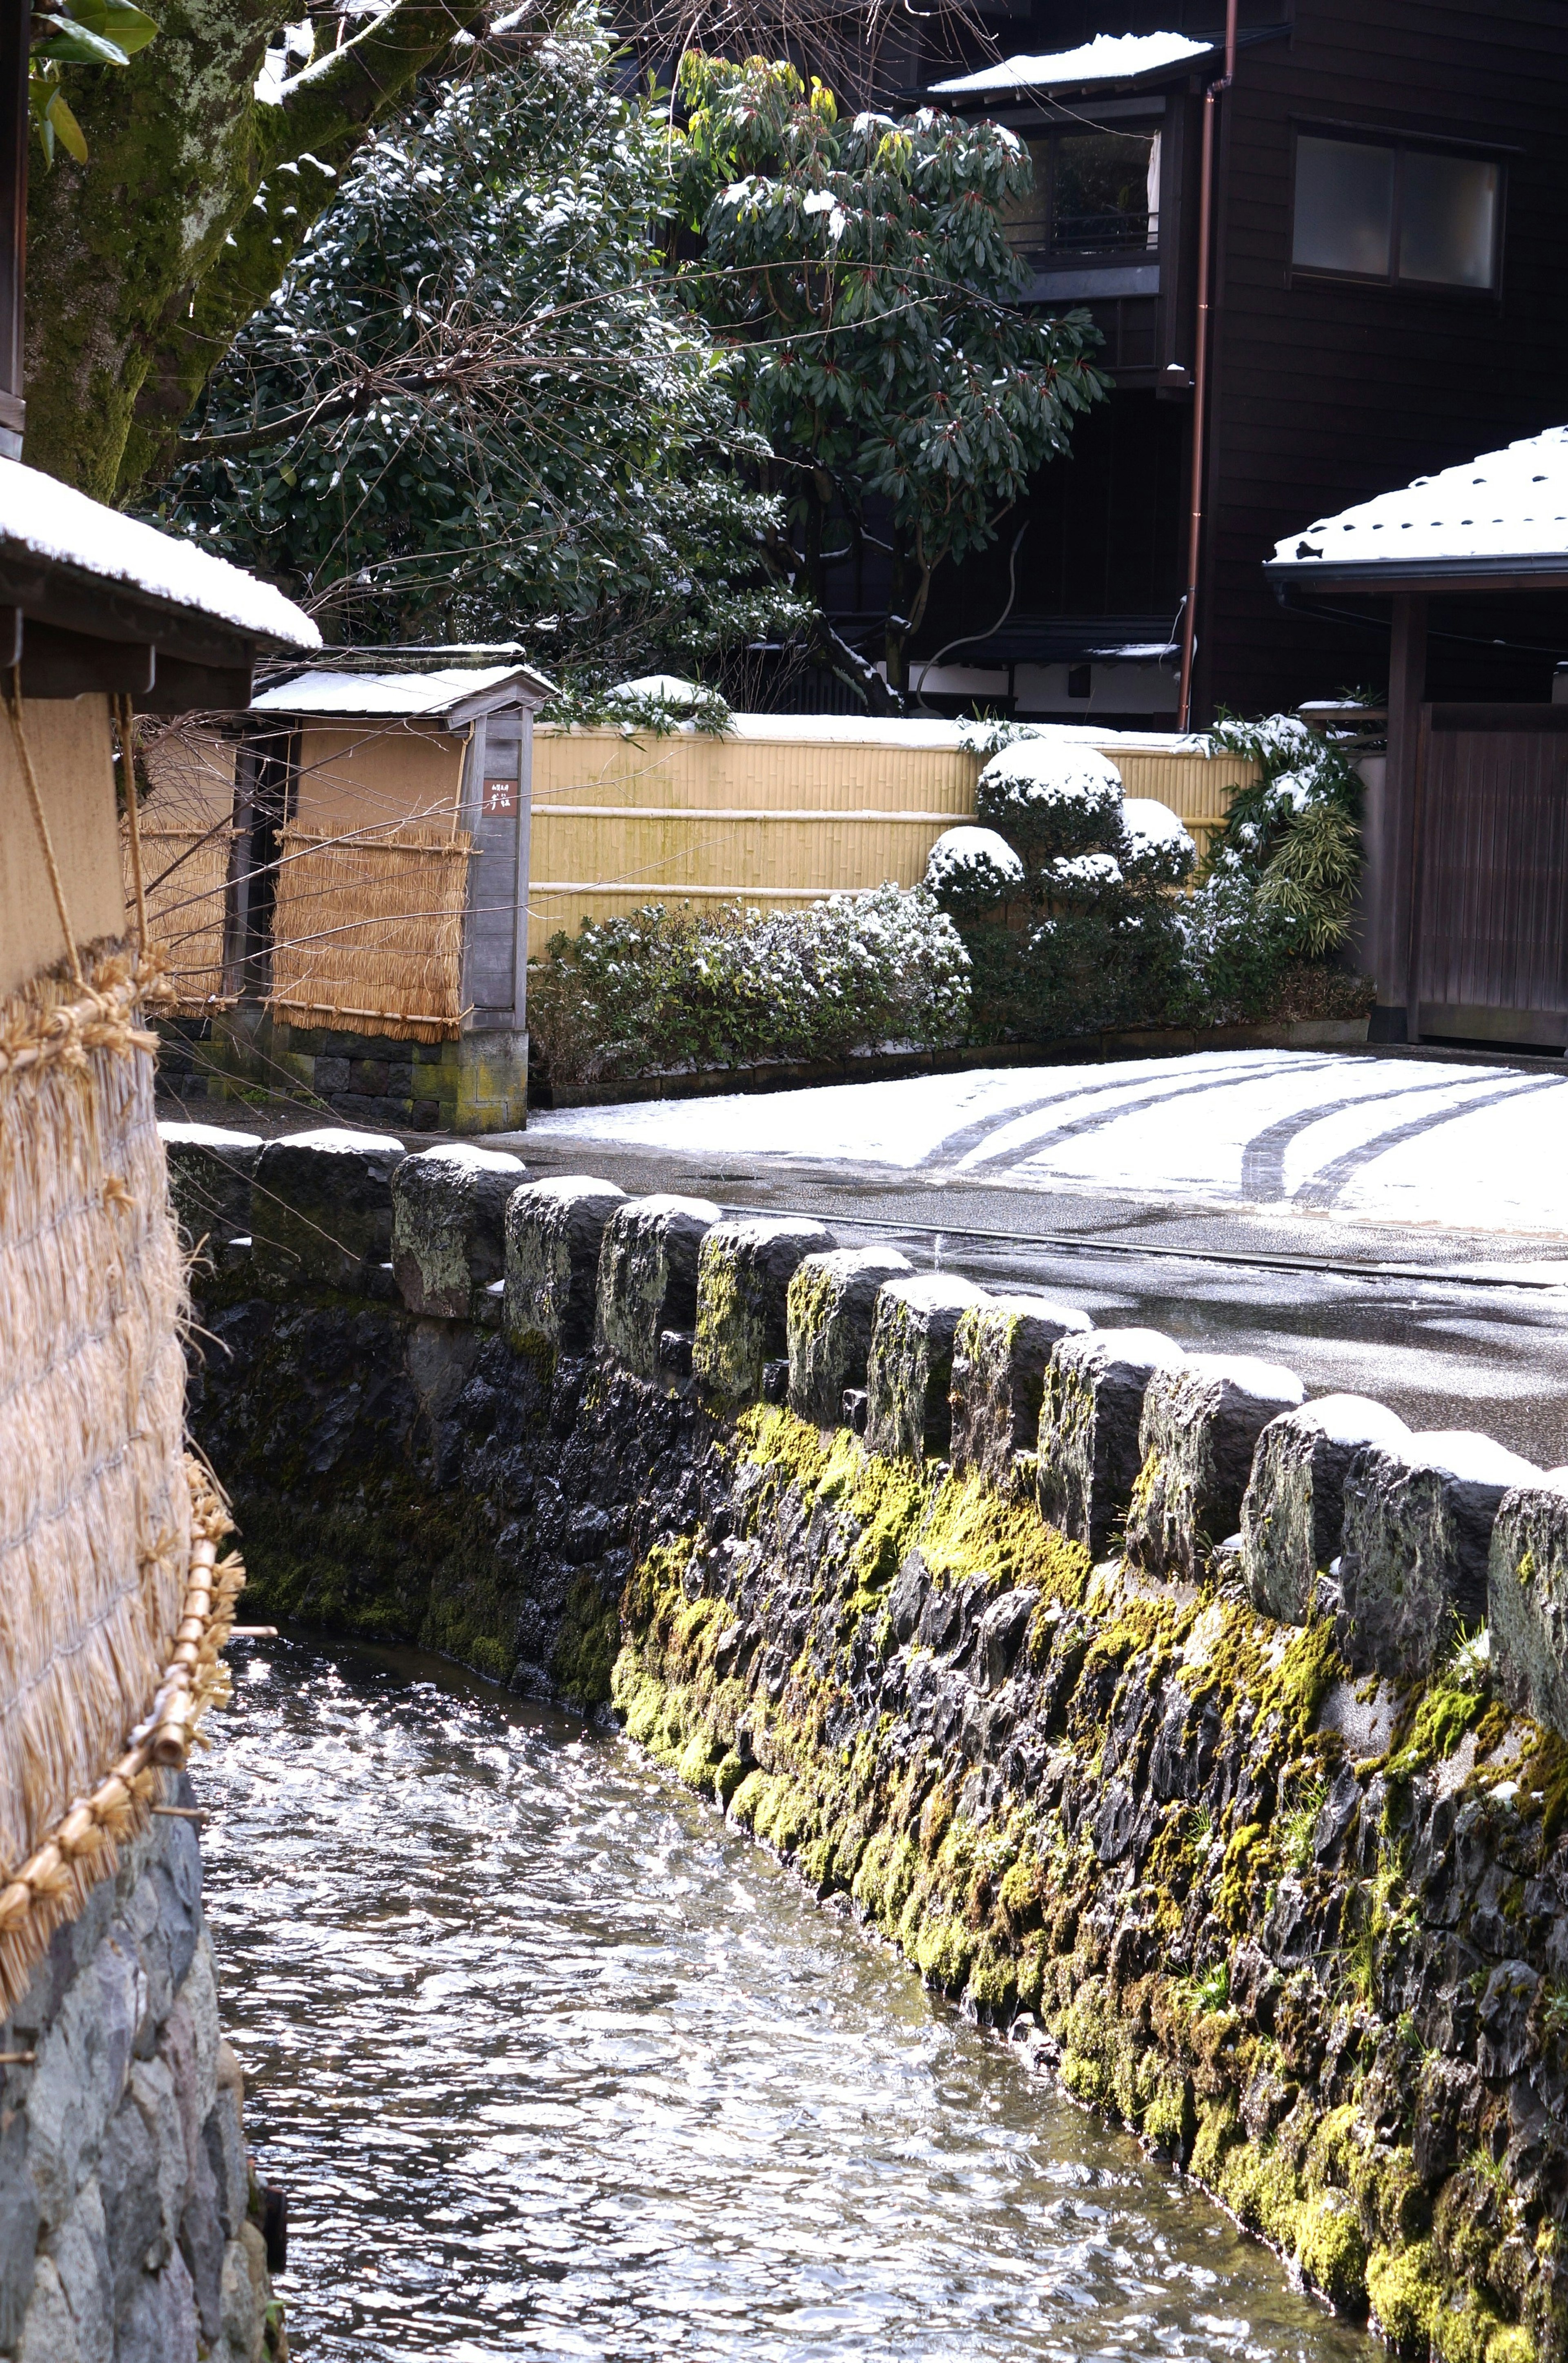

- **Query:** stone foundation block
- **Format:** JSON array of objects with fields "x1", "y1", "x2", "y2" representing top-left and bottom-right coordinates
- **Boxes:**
[
  {"x1": 786, "y1": 1248, "x2": 913, "y2": 1427},
  {"x1": 158, "y1": 1124, "x2": 260, "y2": 1251},
  {"x1": 1038, "y1": 1328, "x2": 1186, "y2": 1556},
  {"x1": 1241, "y1": 1395, "x2": 1412, "y2": 1625},
  {"x1": 1339, "y1": 1430, "x2": 1541, "y2": 1680},
  {"x1": 251, "y1": 1128, "x2": 405, "y2": 1292},
  {"x1": 865, "y1": 1273, "x2": 991, "y2": 1463},
  {"x1": 391, "y1": 1144, "x2": 527, "y2": 1320},
  {"x1": 504, "y1": 1176, "x2": 627, "y2": 1362},
  {"x1": 595, "y1": 1193, "x2": 722, "y2": 1379},
  {"x1": 950, "y1": 1293, "x2": 1093, "y2": 1488},
  {"x1": 1490, "y1": 1481, "x2": 1568, "y2": 1741},
  {"x1": 693, "y1": 1217, "x2": 835, "y2": 1404},
  {"x1": 1125, "y1": 1353, "x2": 1304, "y2": 1582}
]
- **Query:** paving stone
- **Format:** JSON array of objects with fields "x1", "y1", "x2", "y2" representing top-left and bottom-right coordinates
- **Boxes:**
[
  {"x1": 251, "y1": 1129, "x2": 405, "y2": 1292},
  {"x1": 595, "y1": 1194, "x2": 721, "y2": 1380},
  {"x1": 786, "y1": 1248, "x2": 913, "y2": 1427},
  {"x1": 1126, "y1": 1354, "x2": 1305, "y2": 1583},
  {"x1": 1241, "y1": 1394, "x2": 1412, "y2": 1625},
  {"x1": 950, "y1": 1293, "x2": 1092, "y2": 1488},
  {"x1": 1038, "y1": 1328, "x2": 1186, "y2": 1557},
  {"x1": 865, "y1": 1273, "x2": 991, "y2": 1463},
  {"x1": 1489, "y1": 1478, "x2": 1568, "y2": 1742},
  {"x1": 1340, "y1": 1429, "x2": 1541, "y2": 1681},
  {"x1": 693, "y1": 1217, "x2": 836, "y2": 1403},
  {"x1": 391, "y1": 1144, "x2": 526, "y2": 1319}
]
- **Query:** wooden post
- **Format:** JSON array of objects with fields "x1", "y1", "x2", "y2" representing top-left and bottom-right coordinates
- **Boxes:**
[
  {"x1": 1374, "y1": 589, "x2": 1428, "y2": 1037},
  {"x1": 512, "y1": 707, "x2": 533, "y2": 1041}
]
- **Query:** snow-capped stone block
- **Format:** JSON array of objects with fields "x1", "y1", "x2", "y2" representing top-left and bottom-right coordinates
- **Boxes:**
[
  {"x1": 693, "y1": 1216, "x2": 837, "y2": 1404},
  {"x1": 1339, "y1": 1430, "x2": 1541, "y2": 1681},
  {"x1": 1490, "y1": 1485, "x2": 1568, "y2": 1743},
  {"x1": 251, "y1": 1128, "x2": 405, "y2": 1292},
  {"x1": 159, "y1": 1121, "x2": 261, "y2": 1250},
  {"x1": 950, "y1": 1293, "x2": 1093, "y2": 1488},
  {"x1": 1037, "y1": 1328, "x2": 1185, "y2": 1556},
  {"x1": 595, "y1": 1193, "x2": 722, "y2": 1380},
  {"x1": 1241, "y1": 1395, "x2": 1412, "y2": 1626},
  {"x1": 976, "y1": 736, "x2": 1123, "y2": 857},
  {"x1": 391, "y1": 1143, "x2": 527, "y2": 1320},
  {"x1": 866, "y1": 1273, "x2": 991, "y2": 1463},
  {"x1": 1124, "y1": 1354, "x2": 1305, "y2": 1583},
  {"x1": 504, "y1": 1176, "x2": 627, "y2": 1363},
  {"x1": 786, "y1": 1246, "x2": 913, "y2": 1427}
]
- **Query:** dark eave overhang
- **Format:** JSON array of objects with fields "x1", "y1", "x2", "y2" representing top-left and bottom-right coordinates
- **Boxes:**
[
  {"x1": 918, "y1": 26, "x2": 1286, "y2": 113},
  {"x1": 1266, "y1": 554, "x2": 1568, "y2": 597}
]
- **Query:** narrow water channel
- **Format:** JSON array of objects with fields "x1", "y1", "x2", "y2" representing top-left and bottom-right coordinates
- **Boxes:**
[{"x1": 201, "y1": 1638, "x2": 1368, "y2": 2362}]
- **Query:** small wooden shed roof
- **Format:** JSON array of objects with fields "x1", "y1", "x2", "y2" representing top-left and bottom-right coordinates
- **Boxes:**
[
  {"x1": 1265, "y1": 427, "x2": 1568, "y2": 595},
  {"x1": 252, "y1": 654, "x2": 554, "y2": 727}
]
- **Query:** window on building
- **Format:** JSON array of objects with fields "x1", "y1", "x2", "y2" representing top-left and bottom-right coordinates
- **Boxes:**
[
  {"x1": 1003, "y1": 127, "x2": 1160, "y2": 265},
  {"x1": 1292, "y1": 132, "x2": 1501, "y2": 290}
]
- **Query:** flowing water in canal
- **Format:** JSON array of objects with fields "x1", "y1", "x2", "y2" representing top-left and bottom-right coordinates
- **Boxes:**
[{"x1": 201, "y1": 1636, "x2": 1368, "y2": 2363}]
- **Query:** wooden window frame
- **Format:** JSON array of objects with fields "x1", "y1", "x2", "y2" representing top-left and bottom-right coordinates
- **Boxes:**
[
  {"x1": 1006, "y1": 116, "x2": 1166, "y2": 272},
  {"x1": 1286, "y1": 122, "x2": 1509, "y2": 303}
]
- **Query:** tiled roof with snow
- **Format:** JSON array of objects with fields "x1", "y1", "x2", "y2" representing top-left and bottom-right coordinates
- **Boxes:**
[
  {"x1": 252, "y1": 664, "x2": 548, "y2": 719},
  {"x1": 0, "y1": 456, "x2": 318, "y2": 650},
  {"x1": 1269, "y1": 428, "x2": 1568, "y2": 579},
  {"x1": 931, "y1": 31, "x2": 1212, "y2": 98}
]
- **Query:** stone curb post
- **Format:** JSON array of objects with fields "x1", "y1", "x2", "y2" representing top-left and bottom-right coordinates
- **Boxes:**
[
  {"x1": 950, "y1": 1293, "x2": 1092, "y2": 1490},
  {"x1": 693, "y1": 1216, "x2": 836, "y2": 1404},
  {"x1": 1125, "y1": 1354, "x2": 1304, "y2": 1583},
  {"x1": 1489, "y1": 1480, "x2": 1568, "y2": 1736},
  {"x1": 1038, "y1": 1328, "x2": 1185, "y2": 1557},
  {"x1": 786, "y1": 1247, "x2": 913, "y2": 1427},
  {"x1": 1241, "y1": 1394, "x2": 1411, "y2": 1625},
  {"x1": 159, "y1": 1123, "x2": 261, "y2": 1254},
  {"x1": 595, "y1": 1194, "x2": 722, "y2": 1380},
  {"x1": 251, "y1": 1129, "x2": 405, "y2": 1293},
  {"x1": 504, "y1": 1176, "x2": 627, "y2": 1364},
  {"x1": 866, "y1": 1273, "x2": 991, "y2": 1463},
  {"x1": 392, "y1": 1144, "x2": 527, "y2": 1320},
  {"x1": 1339, "y1": 1429, "x2": 1541, "y2": 1681}
]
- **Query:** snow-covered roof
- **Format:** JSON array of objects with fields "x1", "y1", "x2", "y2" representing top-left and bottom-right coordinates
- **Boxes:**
[
  {"x1": 931, "y1": 31, "x2": 1212, "y2": 98},
  {"x1": 252, "y1": 662, "x2": 552, "y2": 722},
  {"x1": 0, "y1": 456, "x2": 318, "y2": 651},
  {"x1": 1268, "y1": 427, "x2": 1568, "y2": 584}
]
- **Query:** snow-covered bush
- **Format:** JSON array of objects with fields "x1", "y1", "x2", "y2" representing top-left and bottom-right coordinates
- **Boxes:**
[
  {"x1": 1120, "y1": 798, "x2": 1197, "y2": 887},
  {"x1": 528, "y1": 885, "x2": 970, "y2": 1083},
  {"x1": 924, "y1": 825, "x2": 1025, "y2": 919},
  {"x1": 975, "y1": 739, "x2": 1124, "y2": 860},
  {"x1": 1200, "y1": 714, "x2": 1363, "y2": 958}
]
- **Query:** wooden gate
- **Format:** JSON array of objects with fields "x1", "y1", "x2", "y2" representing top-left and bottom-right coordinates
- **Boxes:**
[{"x1": 1413, "y1": 704, "x2": 1568, "y2": 1048}]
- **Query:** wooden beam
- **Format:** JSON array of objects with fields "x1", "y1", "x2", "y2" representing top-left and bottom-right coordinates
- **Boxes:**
[
  {"x1": 1374, "y1": 589, "x2": 1428, "y2": 1034},
  {"x1": 18, "y1": 620, "x2": 155, "y2": 698},
  {"x1": 137, "y1": 655, "x2": 254, "y2": 716}
]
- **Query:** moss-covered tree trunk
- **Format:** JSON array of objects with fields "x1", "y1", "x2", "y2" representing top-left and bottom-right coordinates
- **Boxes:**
[{"x1": 23, "y1": 0, "x2": 480, "y2": 503}]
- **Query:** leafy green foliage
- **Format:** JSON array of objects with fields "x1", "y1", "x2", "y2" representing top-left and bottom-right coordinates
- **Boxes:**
[
  {"x1": 673, "y1": 56, "x2": 1108, "y2": 699},
  {"x1": 153, "y1": 11, "x2": 804, "y2": 681},
  {"x1": 528, "y1": 885, "x2": 970, "y2": 1084},
  {"x1": 29, "y1": 0, "x2": 157, "y2": 166}
]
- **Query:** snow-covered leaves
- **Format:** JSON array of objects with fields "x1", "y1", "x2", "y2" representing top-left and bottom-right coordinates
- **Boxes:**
[
  {"x1": 976, "y1": 738, "x2": 1124, "y2": 857},
  {"x1": 924, "y1": 824, "x2": 1024, "y2": 918},
  {"x1": 528, "y1": 883, "x2": 970, "y2": 1082}
]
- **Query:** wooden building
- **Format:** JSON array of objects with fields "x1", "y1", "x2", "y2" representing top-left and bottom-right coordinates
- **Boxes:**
[
  {"x1": 1269, "y1": 426, "x2": 1568, "y2": 1052},
  {"x1": 887, "y1": 2, "x2": 1568, "y2": 728}
]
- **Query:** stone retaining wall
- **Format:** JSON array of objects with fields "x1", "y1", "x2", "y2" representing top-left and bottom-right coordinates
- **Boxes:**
[
  {"x1": 0, "y1": 1782, "x2": 277, "y2": 2363},
  {"x1": 172, "y1": 1119, "x2": 1568, "y2": 2363}
]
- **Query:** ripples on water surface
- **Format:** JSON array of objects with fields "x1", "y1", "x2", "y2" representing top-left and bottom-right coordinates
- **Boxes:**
[{"x1": 201, "y1": 1639, "x2": 1366, "y2": 2363}]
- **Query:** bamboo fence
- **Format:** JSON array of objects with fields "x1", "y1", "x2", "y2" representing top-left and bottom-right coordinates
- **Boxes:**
[
  {"x1": 0, "y1": 951, "x2": 247, "y2": 2011},
  {"x1": 127, "y1": 824, "x2": 232, "y2": 1010},
  {"x1": 267, "y1": 820, "x2": 473, "y2": 1041}
]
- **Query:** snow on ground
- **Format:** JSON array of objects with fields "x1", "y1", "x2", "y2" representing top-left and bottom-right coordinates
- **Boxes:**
[{"x1": 530, "y1": 1051, "x2": 1568, "y2": 1233}]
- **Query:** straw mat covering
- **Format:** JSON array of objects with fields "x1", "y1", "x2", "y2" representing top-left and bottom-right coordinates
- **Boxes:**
[
  {"x1": 126, "y1": 825, "x2": 232, "y2": 1011},
  {"x1": 0, "y1": 949, "x2": 244, "y2": 2008},
  {"x1": 267, "y1": 819, "x2": 472, "y2": 1042}
]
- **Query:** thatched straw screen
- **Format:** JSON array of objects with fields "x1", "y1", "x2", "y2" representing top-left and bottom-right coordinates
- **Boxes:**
[
  {"x1": 125, "y1": 823, "x2": 231, "y2": 1009},
  {"x1": 0, "y1": 952, "x2": 198, "y2": 2002},
  {"x1": 267, "y1": 820, "x2": 472, "y2": 1042}
]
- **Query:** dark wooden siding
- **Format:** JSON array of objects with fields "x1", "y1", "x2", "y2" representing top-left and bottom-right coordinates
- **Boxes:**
[{"x1": 1201, "y1": 0, "x2": 1568, "y2": 717}]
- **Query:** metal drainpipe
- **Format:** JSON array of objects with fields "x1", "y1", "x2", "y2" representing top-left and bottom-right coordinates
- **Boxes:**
[{"x1": 1175, "y1": 0, "x2": 1240, "y2": 733}]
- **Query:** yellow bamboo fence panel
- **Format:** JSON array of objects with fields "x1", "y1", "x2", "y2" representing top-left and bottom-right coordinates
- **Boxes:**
[
  {"x1": 267, "y1": 820, "x2": 473, "y2": 1042},
  {"x1": 125, "y1": 823, "x2": 231, "y2": 1010},
  {"x1": 528, "y1": 724, "x2": 1258, "y2": 956}
]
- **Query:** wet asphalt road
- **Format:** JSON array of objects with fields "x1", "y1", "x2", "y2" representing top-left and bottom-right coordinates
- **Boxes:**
[{"x1": 511, "y1": 1135, "x2": 1568, "y2": 1467}]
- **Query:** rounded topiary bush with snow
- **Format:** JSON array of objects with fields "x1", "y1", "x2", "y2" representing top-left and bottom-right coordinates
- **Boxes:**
[
  {"x1": 1119, "y1": 797, "x2": 1197, "y2": 887},
  {"x1": 976, "y1": 738, "x2": 1124, "y2": 861},
  {"x1": 924, "y1": 825, "x2": 1025, "y2": 919}
]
